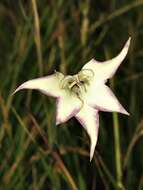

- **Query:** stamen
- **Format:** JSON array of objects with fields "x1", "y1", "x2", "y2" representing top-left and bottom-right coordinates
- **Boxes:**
[
  {"x1": 78, "y1": 69, "x2": 94, "y2": 80},
  {"x1": 59, "y1": 68, "x2": 94, "y2": 101},
  {"x1": 69, "y1": 81, "x2": 77, "y2": 89},
  {"x1": 60, "y1": 75, "x2": 73, "y2": 89},
  {"x1": 75, "y1": 74, "x2": 80, "y2": 83}
]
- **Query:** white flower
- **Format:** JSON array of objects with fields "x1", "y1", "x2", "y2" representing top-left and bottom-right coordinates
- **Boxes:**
[{"x1": 13, "y1": 37, "x2": 131, "y2": 161}]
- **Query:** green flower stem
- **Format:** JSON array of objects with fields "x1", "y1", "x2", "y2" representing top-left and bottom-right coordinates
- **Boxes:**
[
  {"x1": 111, "y1": 80, "x2": 124, "y2": 190},
  {"x1": 113, "y1": 112, "x2": 123, "y2": 189}
]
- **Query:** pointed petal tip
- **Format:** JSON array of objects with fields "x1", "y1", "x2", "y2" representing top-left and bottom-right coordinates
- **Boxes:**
[
  {"x1": 125, "y1": 37, "x2": 131, "y2": 48},
  {"x1": 128, "y1": 36, "x2": 131, "y2": 41},
  {"x1": 115, "y1": 106, "x2": 129, "y2": 116},
  {"x1": 11, "y1": 85, "x2": 23, "y2": 96},
  {"x1": 11, "y1": 90, "x2": 16, "y2": 96},
  {"x1": 119, "y1": 105, "x2": 130, "y2": 116},
  {"x1": 122, "y1": 110, "x2": 130, "y2": 116},
  {"x1": 89, "y1": 138, "x2": 97, "y2": 162},
  {"x1": 90, "y1": 153, "x2": 94, "y2": 162},
  {"x1": 89, "y1": 143, "x2": 96, "y2": 162}
]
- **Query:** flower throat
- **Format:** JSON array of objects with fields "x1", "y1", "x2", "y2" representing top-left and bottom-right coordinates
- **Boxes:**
[{"x1": 60, "y1": 69, "x2": 94, "y2": 99}]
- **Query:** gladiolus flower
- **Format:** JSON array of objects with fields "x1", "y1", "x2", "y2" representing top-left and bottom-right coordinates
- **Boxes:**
[{"x1": 13, "y1": 38, "x2": 131, "y2": 161}]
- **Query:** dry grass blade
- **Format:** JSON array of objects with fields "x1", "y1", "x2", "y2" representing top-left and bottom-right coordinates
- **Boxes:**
[
  {"x1": 29, "y1": 113, "x2": 78, "y2": 190},
  {"x1": 52, "y1": 152, "x2": 78, "y2": 190},
  {"x1": 31, "y1": 0, "x2": 43, "y2": 75},
  {"x1": 0, "y1": 95, "x2": 11, "y2": 137}
]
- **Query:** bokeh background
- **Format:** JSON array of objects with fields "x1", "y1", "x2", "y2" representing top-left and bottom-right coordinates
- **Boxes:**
[{"x1": 0, "y1": 0, "x2": 143, "y2": 189}]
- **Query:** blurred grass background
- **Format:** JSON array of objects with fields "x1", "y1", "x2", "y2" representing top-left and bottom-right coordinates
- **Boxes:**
[{"x1": 0, "y1": 0, "x2": 143, "y2": 189}]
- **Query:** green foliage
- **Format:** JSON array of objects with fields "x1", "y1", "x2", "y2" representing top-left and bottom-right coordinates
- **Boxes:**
[{"x1": 0, "y1": 0, "x2": 143, "y2": 189}]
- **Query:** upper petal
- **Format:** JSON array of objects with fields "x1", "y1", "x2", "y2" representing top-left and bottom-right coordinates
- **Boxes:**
[
  {"x1": 56, "y1": 93, "x2": 81, "y2": 125},
  {"x1": 86, "y1": 83, "x2": 129, "y2": 115},
  {"x1": 13, "y1": 72, "x2": 64, "y2": 98},
  {"x1": 75, "y1": 105, "x2": 99, "y2": 161},
  {"x1": 82, "y1": 37, "x2": 131, "y2": 81}
]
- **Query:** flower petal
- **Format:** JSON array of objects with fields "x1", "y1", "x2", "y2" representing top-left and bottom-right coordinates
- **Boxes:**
[
  {"x1": 82, "y1": 37, "x2": 131, "y2": 81},
  {"x1": 13, "y1": 72, "x2": 64, "y2": 97},
  {"x1": 75, "y1": 105, "x2": 99, "y2": 161},
  {"x1": 86, "y1": 83, "x2": 129, "y2": 115},
  {"x1": 56, "y1": 94, "x2": 81, "y2": 125}
]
